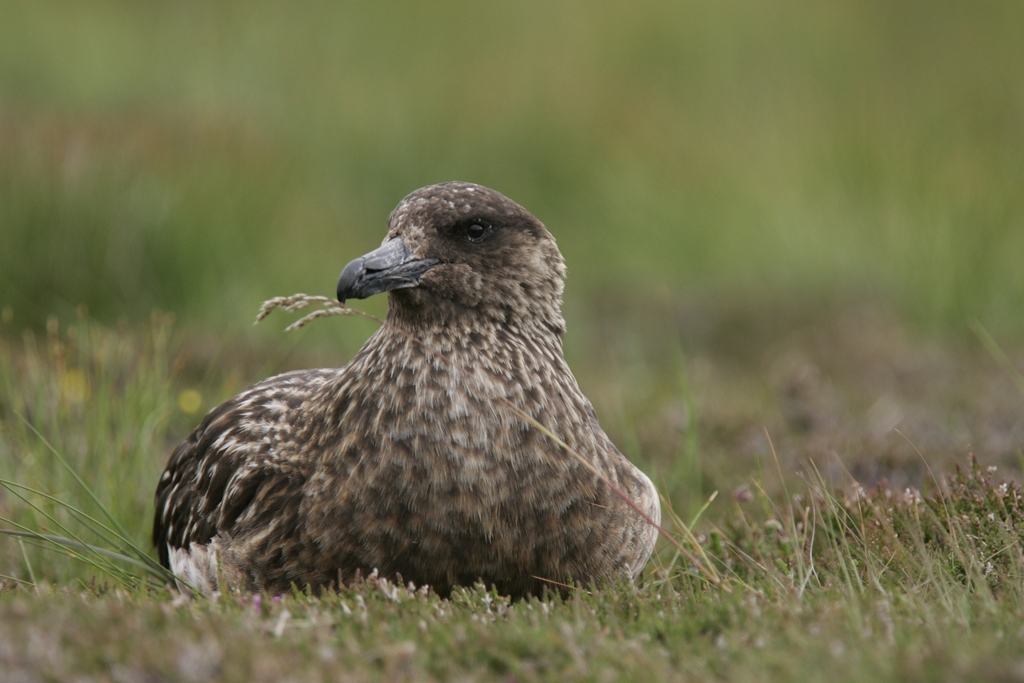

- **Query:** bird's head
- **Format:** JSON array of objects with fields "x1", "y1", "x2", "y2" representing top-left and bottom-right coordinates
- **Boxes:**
[{"x1": 337, "y1": 182, "x2": 566, "y2": 334}]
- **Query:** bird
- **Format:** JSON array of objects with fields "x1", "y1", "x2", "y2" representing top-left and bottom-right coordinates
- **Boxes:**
[{"x1": 152, "y1": 181, "x2": 660, "y2": 598}]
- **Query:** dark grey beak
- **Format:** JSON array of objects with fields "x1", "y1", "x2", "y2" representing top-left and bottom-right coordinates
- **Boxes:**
[{"x1": 337, "y1": 237, "x2": 440, "y2": 303}]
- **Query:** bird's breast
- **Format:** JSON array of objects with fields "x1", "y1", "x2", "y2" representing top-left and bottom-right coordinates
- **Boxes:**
[{"x1": 307, "y1": 362, "x2": 602, "y2": 537}]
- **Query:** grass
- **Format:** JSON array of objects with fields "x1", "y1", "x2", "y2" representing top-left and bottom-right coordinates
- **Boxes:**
[
  {"x1": 3, "y1": 549, "x2": 1023, "y2": 682},
  {"x1": 0, "y1": 313, "x2": 179, "y2": 587}
]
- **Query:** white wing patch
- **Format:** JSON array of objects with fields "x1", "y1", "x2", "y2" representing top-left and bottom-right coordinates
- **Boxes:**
[{"x1": 169, "y1": 540, "x2": 224, "y2": 596}]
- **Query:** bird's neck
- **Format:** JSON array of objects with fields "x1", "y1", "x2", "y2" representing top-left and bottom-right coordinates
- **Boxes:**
[
  {"x1": 351, "y1": 311, "x2": 580, "y2": 411},
  {"x1": 386, "y1": 289, "x2": 567, "y2": 340},
  {"x1": 381, "y1": 315, "x2": 563, "y2": 368}
]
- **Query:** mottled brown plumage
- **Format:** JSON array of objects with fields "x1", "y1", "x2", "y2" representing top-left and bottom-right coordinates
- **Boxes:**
[{"x1": 153, "y1": 182, "x2": 660, "y2": 597}]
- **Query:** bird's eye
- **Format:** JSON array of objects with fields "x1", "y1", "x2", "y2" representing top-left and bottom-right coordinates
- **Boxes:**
[{"x1": 465, "y1": 224, "x2": 488, "y2": 242}]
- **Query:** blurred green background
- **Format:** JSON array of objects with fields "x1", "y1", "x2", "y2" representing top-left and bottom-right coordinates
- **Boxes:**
[{"x1": 2, "y1": 0, "x2": 1023, "y2": 339}]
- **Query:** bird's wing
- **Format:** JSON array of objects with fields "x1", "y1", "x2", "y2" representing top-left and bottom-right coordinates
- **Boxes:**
[{"x1": 152, "y1": 369, "x2": 336, "y2": 569}]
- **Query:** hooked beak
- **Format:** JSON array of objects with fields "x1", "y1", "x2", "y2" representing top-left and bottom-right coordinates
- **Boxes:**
[{"x1": 337, "y1": 237, "x2": 440, "y2": 303}]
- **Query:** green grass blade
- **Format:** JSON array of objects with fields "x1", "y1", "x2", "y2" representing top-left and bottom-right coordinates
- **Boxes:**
[
  {"x1": 15, "y1": 414, "x2": 136, "y2": 542},
  {"x1": 0, "y1": 529, "x2": 159, "y2": 576},
  {"x1": 0, "y1": 485, "x2": 132, "y2": 580},
  {"x1": 0, "y1": 572, "x2": 39, "y2": 590},
  {"x1": 1, "y1": 479, "x2": 129, "y2": 553},
  {"x1": 18, "y1": 539, "x2": 38, "y2": 586},
  {"x1": 12, "y1": 415, "x2": 167, "y2": 574},
  {"x1": 0, "y1": 478, "x2": 167, "y2": 575},
  {"x1": 0, "y1": 524, "x2": 139, "y2": 585},
  {"x1": 971, "y1": 319, "x2": 1024, "y2": 399}
]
